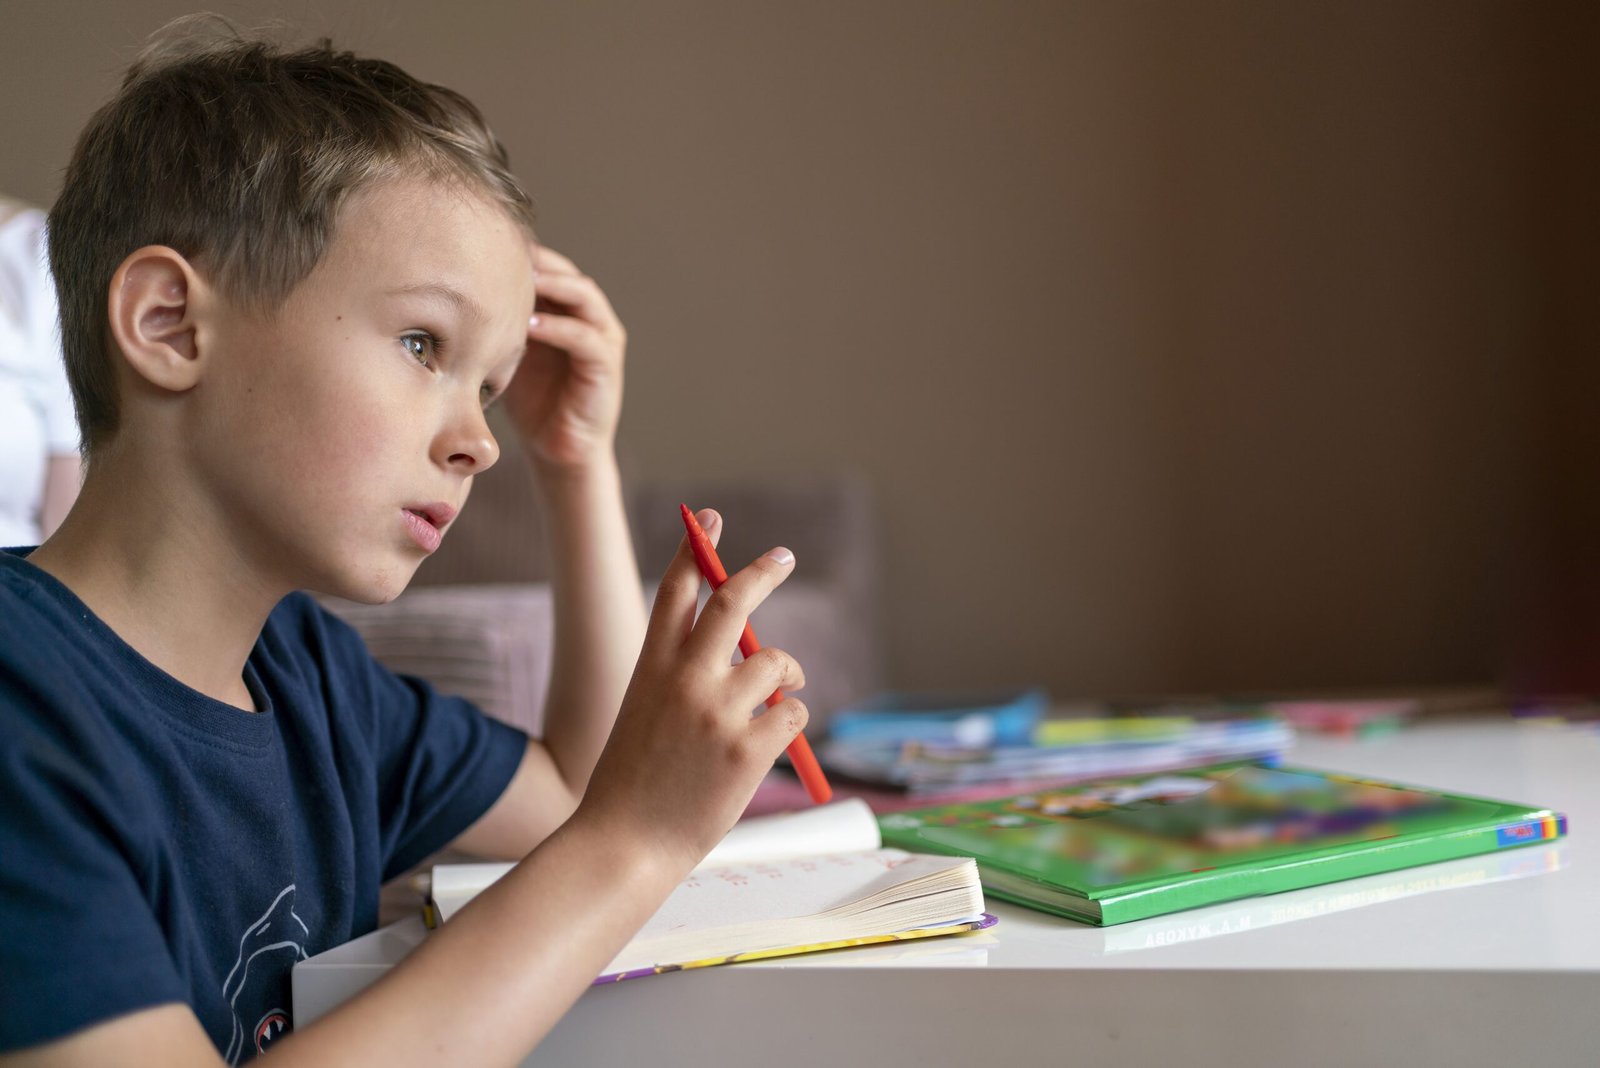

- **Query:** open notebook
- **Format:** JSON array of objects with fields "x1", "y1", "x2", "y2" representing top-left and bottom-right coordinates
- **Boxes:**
[{"x1": 428, "y1": 799, "x2": 992, "y2": 982}]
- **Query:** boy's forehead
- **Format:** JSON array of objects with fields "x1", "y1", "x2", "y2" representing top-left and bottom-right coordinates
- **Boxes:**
[{"x1": 324, "y1": 178, "x2": 533, "y2": 293}]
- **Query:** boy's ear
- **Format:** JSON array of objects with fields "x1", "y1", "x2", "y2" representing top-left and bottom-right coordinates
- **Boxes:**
[{"x1": 106, "y1": 246, "x2": 215, "y2": 392}]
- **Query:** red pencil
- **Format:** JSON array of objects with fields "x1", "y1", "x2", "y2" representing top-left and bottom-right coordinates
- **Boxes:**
[{"x1": 679, "y1": 504, "x2": 833, "y2": 805}]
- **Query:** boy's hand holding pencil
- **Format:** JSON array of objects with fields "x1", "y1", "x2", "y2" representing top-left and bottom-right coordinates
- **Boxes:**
[
  {"x1": 574, "y1": 509, "x2": 812, "y2": 874},
  {"x1": 680, "y1": 504, "x2": 831, "y2": 804}
]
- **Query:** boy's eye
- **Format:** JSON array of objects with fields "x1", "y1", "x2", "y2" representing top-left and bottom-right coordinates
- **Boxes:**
[{"x1": 400, "y1": 332, "x2": 437, "y2": 366}]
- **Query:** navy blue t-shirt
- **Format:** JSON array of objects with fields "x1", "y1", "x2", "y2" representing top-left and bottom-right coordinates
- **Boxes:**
[{"x1": 0, "y1": 548, "x2": 528, "y2": 1063}]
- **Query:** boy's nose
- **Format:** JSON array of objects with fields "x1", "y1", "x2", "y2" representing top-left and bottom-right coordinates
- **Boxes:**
[{"x1": 435, "y1": 402, "x2": 501, "y2": 473}]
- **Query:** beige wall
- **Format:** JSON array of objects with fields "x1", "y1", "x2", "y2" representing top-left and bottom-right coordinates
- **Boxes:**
[{"x1": 3, "y1": 2, "x2": 1590, "y2": 697}]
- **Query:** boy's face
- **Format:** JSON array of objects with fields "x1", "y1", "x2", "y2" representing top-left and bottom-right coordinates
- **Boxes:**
[{"x1": 194, "y1": 178, "x2": 536, "y2": 603}]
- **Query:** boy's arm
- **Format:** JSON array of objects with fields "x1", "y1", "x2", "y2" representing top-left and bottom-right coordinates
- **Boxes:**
[
  {"x1": 448, "y1": 458, "x2": 651, "y2": 859},
  {"x1": 450, "y1": 247, "x2": 647, "y2": 859},
  {"x1": 4, "y1": 817, "x2": 686, "y2": 1068},
  {"x1": 529, "y1": 452, "x2": 647, "y2": 802},
  {"x1": 3, "y1": 527, "x2": 809, "y2": 1067}
]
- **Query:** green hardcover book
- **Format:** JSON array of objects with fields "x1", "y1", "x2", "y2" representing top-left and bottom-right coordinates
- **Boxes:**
[{"x1": 877, "y1": 763, "x2": 1568, "y2": 925}]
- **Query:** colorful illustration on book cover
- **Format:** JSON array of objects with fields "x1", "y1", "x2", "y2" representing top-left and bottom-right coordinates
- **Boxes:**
[{"x1": 880, "y1": 765, "x2": 1552, "y2": 889}]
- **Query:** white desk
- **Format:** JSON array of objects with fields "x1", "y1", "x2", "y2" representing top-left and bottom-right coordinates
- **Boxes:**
[{"x1": 294, "y1": 720, "x2": 1599, "y2": 1066}]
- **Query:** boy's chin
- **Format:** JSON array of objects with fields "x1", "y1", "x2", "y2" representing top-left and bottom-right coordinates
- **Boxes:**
[{"x1": 314, "y1": 558, "x2": 421, "y2": 606}]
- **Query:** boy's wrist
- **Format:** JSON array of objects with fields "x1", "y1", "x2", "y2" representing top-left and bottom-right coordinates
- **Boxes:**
[
  {"x1": 524, "y1": 443, "x2": 621, "y2": 492},
  {"x1": 527, "y1": 451, "x2": 626, "y2": 526},
  {"x1": 562, "y1": 799, "x2": 699, "y2": 890}
]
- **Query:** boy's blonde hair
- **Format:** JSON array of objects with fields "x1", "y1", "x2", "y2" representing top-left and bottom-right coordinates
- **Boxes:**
[{"x1": 48, "y1": 16, "x2": 537, "y2": 457}]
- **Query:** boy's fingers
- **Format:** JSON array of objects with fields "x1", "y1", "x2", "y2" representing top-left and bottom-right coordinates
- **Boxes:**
[
  {"x1": 683, "y1": 547, "x2": 796, "y2": 663},
  {"x1": 642, "y1": 510, "x2": 722, "y2": 659},
  {"x1": 526, "y1": 313, "x2": 611, "y2": 371},
  {"x1": 749, "y1": 696, "x2": 810, "y2": 765},
  {"x1": 642, "y1": 544, "x2": 698, "y2": 660},
  {"x1": 731, "y1": 646, "x2": 805, "y2": 711},
  {"x1": 533, "y1": 244, "x2": 583, "y2": 276},
  {"x1": 531, "y1": 269, "x2": 624, "y2": 340}
]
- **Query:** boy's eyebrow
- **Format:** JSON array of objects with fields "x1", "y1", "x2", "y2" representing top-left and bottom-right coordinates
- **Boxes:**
[{"x1": 385, "y1": 282, "x2": 490, "y2": 325}]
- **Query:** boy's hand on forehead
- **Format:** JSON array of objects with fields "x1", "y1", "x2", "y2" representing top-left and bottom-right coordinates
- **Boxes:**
[{"x1": 501, "y1": 244, "x2": 628, "y2": 471}]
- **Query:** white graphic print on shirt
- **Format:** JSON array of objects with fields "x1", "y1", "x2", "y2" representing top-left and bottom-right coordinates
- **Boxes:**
[{"x1": 220, "y1": 884, "x2": 309, "y2": 1065}]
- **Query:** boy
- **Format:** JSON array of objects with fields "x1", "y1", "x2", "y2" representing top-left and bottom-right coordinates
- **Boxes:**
[{"x1": 0, "y1": 20, "x2": 808, "y2": 1067}]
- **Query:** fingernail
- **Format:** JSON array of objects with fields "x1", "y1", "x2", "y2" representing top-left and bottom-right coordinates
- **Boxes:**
[
  {"x1": 765, "y1": 547, "x2": 795, "y2": 566},
  {"x1": 697, "y1": 509, "x2": 720, "y2": 532},
  {"x1": 529, "y1": 314, "x2": 541, "y2": 328}
]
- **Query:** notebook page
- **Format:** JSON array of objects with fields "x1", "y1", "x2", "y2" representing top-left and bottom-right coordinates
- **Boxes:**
[
  {"x1": 629, "y1": 848, "x2": 966, "y2": 942},
  {"x1": 698, "y1": 797, "x2": 880, "y2": 868},
  {"x1": 432, "y1": 799, "x2": 882, "y2": 922}
]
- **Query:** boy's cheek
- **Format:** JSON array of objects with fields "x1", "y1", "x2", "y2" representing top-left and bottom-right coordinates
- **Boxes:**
[
  {"x1": 321, "y1": 405, "x2": 396, "y2": 464},
  {"x1": 226, "y1": 393, "x2": 395, "y2": 509}
]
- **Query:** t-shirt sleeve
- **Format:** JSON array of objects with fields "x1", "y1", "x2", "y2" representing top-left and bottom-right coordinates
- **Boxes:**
[
  {"x1": 307, "y1": 602, "x2": 529, "y2": 882},
  {"x1": 370, "y1": 669, "x2": 529, "y2": 880},
  {"x1": 0, "y1": 698, "x2": 188, "y2": 1052}
]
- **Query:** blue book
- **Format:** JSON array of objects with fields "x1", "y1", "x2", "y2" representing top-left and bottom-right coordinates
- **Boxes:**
[{"x1": 826, "y1": 688, "x2": 1049, "y2": 748}]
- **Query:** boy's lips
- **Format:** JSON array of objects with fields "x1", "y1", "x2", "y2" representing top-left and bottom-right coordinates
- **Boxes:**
[
  {"x1": 405, "y1": 502, "x2": 458, "y2": 529},
  {"x1": 401, "y1": 502, "x2": 457, "y2": 553}
]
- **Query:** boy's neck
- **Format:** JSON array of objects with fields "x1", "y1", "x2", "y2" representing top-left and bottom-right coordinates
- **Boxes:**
[{"x1": 28, "y1": 453, "x2": 282, "y2": 713}]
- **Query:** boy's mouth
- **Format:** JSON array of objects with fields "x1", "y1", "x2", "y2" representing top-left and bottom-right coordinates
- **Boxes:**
[
  {"x1": 401, "y1": 502, "x2": 457, "y2": 554},
  {"x1": 404, "y1": 502, "x2": 458, "y2": 530}
]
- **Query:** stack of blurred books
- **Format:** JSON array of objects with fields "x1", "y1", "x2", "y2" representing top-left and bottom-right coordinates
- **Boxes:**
[
  {"x1": 1512, "y1": 696, "x2": 1600, "y2": 731},
  {"x1": 816, "y1": 689, "x2": 1292, "y2": 800}
]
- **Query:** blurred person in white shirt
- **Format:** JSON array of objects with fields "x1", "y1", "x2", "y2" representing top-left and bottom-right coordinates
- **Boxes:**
[{"x1": 0, "y1": 196, "x2": 80, "y2": 546}]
